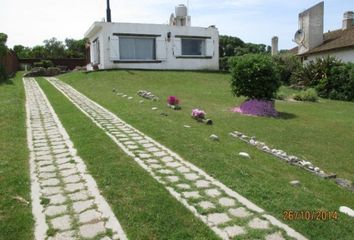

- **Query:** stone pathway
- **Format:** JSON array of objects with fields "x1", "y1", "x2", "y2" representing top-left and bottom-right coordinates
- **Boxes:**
[
  {"x1": 46, "y1": 77, "x2": 307, "y2": 240},
  {"x1": 24, "y1": 78, "x2": 127, "y2": 240}
]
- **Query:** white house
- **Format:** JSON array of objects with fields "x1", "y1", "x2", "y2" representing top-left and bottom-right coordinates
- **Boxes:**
[
  {"x1": 84, "y1": 4, "x2": 219, "y2": 71},
  {"x1": 291, "y1": 2, "x2": 354, "y2": 63}
]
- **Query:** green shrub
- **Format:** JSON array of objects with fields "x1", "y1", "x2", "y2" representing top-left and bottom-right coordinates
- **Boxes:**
[
  {"x1": 275, "y1": 92, "x2": 286, "y2": 100},
  {"x1": 219, "y1": 57, "x2": 231, "y2": 72},
  {"x1": 273, "y1": 53, "x2": 301, "y2": 85},
  {"x1": 230, "y1": 54, "x2": 281, "y2": 100},
  {"x1": 33, "y1": 60, "x2": 54, "y2": 68},
  {"x1": 290, "y1": 56, "x2": 341, "y2": 87},
  {"x1": 293, "y1": 88, "x2": 318, "y2": 102},
  {"x1": 316, "y1": 63, "x2": 354, "y2": 101}
]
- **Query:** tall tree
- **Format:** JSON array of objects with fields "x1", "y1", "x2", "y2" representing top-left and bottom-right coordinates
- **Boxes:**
[
  {"x1": 65, "y1": 38, "x2": 86, "y2": 58},
  {"x1": 43, "y1": 38, "x2": 66, "y2": 58}
]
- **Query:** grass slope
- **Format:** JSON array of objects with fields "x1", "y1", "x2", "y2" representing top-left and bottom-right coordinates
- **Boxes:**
[
  {"x1": 37, "y1": 78, "x2": 219, "y2": 240},
  {"x1": 56, "y1": 70, "x2": 354, "y2": 239},
  {"x1": 0, "y1": 73, "x2": 33, "y2": 240}
]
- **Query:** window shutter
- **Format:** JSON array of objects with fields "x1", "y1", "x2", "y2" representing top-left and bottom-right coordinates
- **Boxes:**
[
  {"x1": 173, "y1": 38, "x2": 182, "y2": 56},
  {"x1": 110, "y1": 35, "x2": 120, "y2": 61},
  {"x1": 156, "y1": 37, "x2": 167, "y2": 60},
  {"x1": 205, "y1": 39, "x2": 214, "y2": 56}
]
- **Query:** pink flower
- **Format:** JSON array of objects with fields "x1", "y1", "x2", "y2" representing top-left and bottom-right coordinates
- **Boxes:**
[
  {"x1": 192, "y1": 109, "x2": 206, "y2": 119},
  {"x1": 167, "y1": 96, "x2": 180, "y2": 105}
]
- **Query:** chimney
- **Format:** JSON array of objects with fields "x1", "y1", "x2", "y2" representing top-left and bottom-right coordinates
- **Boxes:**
[
  {"x1": 271, "y1": 36, "x2": 279, "y2": 56},
  {"x1": 297, "y1": 2, "x2": 324, "y2": 54},
  {"x1": 342, "y1": 11, "x2": 354, "y2": 30},
  {"x1": 106, "y1": 0, "x2": 112, "y2": 22}
]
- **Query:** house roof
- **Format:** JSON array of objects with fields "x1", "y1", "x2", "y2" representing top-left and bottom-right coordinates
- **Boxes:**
[{"x1": 290, "y1": 27, "x2": 354, "y2": 56}]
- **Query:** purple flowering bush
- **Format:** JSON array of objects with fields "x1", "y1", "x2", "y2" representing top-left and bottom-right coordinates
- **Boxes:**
[
  {"x1": 167, "y1": 96, "x2": 180, "y2": 105},
  {"x1": 233, "y1": 99, "x2": 278, "y2": 117}
]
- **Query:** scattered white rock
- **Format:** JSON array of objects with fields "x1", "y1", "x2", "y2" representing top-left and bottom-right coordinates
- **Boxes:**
[
  {"x1": 152, "y1": 107, "x2": 158, "y2": 111},
  {"x1": 339, "y1": 206, "x2": 354, "y2": 217},
  {"x1": 239, "y1": 152, "x2": 250, "y2": 159},
  {"x1": 139, "y1": 100, "x2": 144, "y2": 103},
  {"x1": 127, "y1": 97, "x2": 133, "y2": 100},
  {"x1": 183, "y1": 125, "x2": 191, "y2": 128},
  {"x1": 209, "y1": 134, "x2": 219, "y2": 141},
  {"x1": 290, "y1": 180, "x2": 300, "y2": 187}
]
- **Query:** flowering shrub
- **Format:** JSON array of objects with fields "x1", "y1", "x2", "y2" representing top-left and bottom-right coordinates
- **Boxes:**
[
  {"x1": 233, "y1": 99, "x2": 278, "y2": 117},
  {"x1": 191, "y1": 109, "x2": 206, "y2": 119},
  {"x1": 167, "y1": 96, "x2": 180, "y2": 105}
]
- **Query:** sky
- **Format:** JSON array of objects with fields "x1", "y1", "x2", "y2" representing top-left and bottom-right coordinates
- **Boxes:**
[{"x1": 1, "y1": 0, "x2": 353, "y2": 50}]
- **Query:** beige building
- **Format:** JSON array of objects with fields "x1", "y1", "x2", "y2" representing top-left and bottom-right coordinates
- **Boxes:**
[{"x1": 291, "y1": 2, "x2": 354, "y2": 63}]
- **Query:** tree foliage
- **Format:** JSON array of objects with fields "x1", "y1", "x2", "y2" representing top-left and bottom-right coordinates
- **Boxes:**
[
  {"x1": 13, "y1": 38, "x2": 87, "y2": 59},
  {"x1": 230, "y1": 54, "x2": 281, "y2": 100},
  {"x1": 0, "y1": 33, "x2": 8, "y2": 81}
]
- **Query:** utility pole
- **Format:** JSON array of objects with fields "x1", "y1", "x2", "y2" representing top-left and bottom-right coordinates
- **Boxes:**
[{"x1": 106, "y1": 0, "x2": 112, "y2": 22}]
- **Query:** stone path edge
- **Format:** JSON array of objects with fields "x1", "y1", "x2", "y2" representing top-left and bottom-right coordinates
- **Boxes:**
[
  {"x1": 24, "y1": 78, "x2": 128, "y2": 240},
  {"x1": 45, "y1": 77, "x2": 307, "y2": 240},
  {"x1": 24, "y1": 78, "x2": 48, "y2": 240}
]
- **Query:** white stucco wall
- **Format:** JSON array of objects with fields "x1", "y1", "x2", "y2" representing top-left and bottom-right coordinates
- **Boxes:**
[
  {"x1": 304, "y1": 48, "x2": 354, "y2": 63},
  {"x1": 85, "y1": 22, "x2": 219, "y2": 71}
]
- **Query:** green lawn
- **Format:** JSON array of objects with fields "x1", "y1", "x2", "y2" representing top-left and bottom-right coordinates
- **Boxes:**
[
  {"x1": 52, "y1": 70, "x2": 354, "y2": 239},
  {"x1": 0, "y1": 73, "x2": 33, "y2": 240}
]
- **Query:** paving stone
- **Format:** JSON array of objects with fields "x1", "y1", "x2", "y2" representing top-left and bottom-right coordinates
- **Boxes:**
[
  {"x1": 79, "y1": 209, "x2": 101, "y2": 223},
  {"x1": 52, "y1": 144, "x2": 66, "y2": 150},
  {"x1": 228, "y1": 207, "x2": 252, "y2": 218},
  {"x1": 139, "y1": 140, "x2": 150, "y2": 145},
  {"x1": 195, "y1": 180, "x2": 210, "y2": 188},
  {"x1": 60, "y1": 168, "x2": 77, "y2": 177},
  {"x1": 153, "y1": 151, "x2": 167, "y2": 157},
  {"x1": 39, "y1": 172, "x2": 57, "y2": 179},
  {"x1": 265, "y1": 232, "x2": 285, "y2": 240},
  {"x1": 184, "y1": 173, "x2": 200, "y2": 181},
  {"x1": 35, "y1": 146, "x2": 51, "y2": 152},
  {"x1": 69, "y1": 191, "x2": 90, "y2": 201},
  {"x1": 199, "y1": 201, "x2": 215, "y2": 210},
  {"x1": 38, "y1": 160, "x2": 54, "y2": 167},
  {"x1": 138, "y1": 153, "x2": 151, "y2": 159},
  {"x1": 100, "y1": 236, "x2": 112, "y2": 240},
  {"x1": 73, "y1": 200, "x2": 94, "y2": 213},
  {"x1": 183, "y1": 191, "x2": 201, "y2": 199},
  {"x1": 65, "y1": 182, "x2": 85, "y2": 193},
  {"x1": 36, "y1": 155, "x2": 53, "y2": 161},
  {"x1": 145, "y1": 159, "x2": 159, "y2": 164},
  {"x1": 47, "y1": 194, "x2": 67, "y2": 205},
  {"x1": 158, "y1": 169, "x2": 174, "y2": 175},
  {"x1": 166, "y1": 162, "x2": 182, "y2": 168},
  {"x1": 150, "y1": 164, "x2": 162, "y2": 169},
  {"x1": 174, "y1": 165, "x2": 191, "y2": 174},
  {"x1": 248, "y1": 217, "x2": 270, "y2": 229},
  {"x1": 79, "y1": 221, "x2": 106, "y2": 238},
  {"x1": 132, "y1": 136, "x2": 143, "y2": 140},
  {"x1": 48, "y1": 230, "x2": 75, "y2": 240},
  {"x1": 127, "y1": 145, "x2": 139, "y2": 150},
  {"x1": 41, "y1": 186, "x2": 62, "y2": 196},
  {"x1": 51, "y1": 215, "x2": 71, "y2": 231},
  {"x1": 161, "y1": 156, "x2": 174, "y2": 163},
  {"x1": 62, "y1": 174, "x2": 81, "y2": 184},
  {"x1": 40, "y1": 178, "x2": 60, "y2": 187},
  {"x1": 205, "y1": 189, "x2": 222, "y2": 198},
  {"x1": 218, "y1": 197, "x2": 236, "y2": 207},
  {"x1": 224, "y1": 225, "x2": 246, "y2": 237},
  {"x1": 39, "y1": 165, "x2": 56, "y2": 173},
  {"x1": 207, "y1": 213, "x2": 231, "y2": 225},
  {"x1": 45, "y1": 205, "x2": 67, "y2": 217},
  {"x1": 176, "y1": 184, "x2": 191, "y2": 189},
  {"x1": 56, "y1": 157, "x2": 71, "y2": 165},
  {"x1": 147, "y1": 147, "x2": 160, "y2": 152},
  {"x1": 166, "y1": 176, "x2": 179, "y2": 183},
  {"x1": 58, "y1": 163, "x2": 76, "y2": 170}
]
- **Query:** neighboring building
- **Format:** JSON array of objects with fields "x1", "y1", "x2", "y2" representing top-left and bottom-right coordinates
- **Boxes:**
[
  {"x1": 292, "y1": 2, "x2": 354, "y2": 63},
  {"x1": 84, "y1": 4, "x2": 219, "y2": 71}
]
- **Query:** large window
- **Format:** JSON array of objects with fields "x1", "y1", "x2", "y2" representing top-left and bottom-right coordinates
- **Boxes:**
[
  {"x1": 181, "y1": 39, "x2": 205, "y2": 56},
  {"x1": 119, "y1": 37, "x2": 155, "y2": 60},
  {"x1": 92, "y1": 38, "x2": 100, "y2": 64}
]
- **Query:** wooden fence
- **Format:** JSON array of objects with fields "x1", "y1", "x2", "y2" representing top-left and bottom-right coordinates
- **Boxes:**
[{"x1": 0, "y1": 51, "x2": 19, "y2": 75}]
